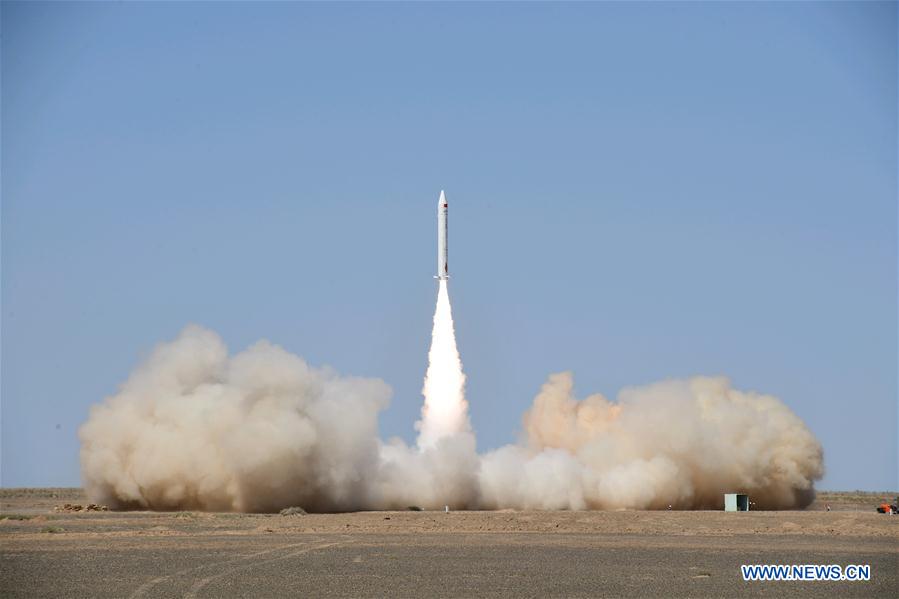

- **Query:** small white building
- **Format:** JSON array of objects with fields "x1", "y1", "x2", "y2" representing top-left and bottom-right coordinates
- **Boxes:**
[{"x1": 724, "y1": 493, "x2": 749, "y2": 511}]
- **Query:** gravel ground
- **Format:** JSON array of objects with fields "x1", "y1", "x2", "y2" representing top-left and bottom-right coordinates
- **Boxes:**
[{"x1": 2, "y1": 489, "x2": 897, "y2": 598}]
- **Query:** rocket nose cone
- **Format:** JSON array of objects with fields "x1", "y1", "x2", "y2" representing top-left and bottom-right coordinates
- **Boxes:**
[{"x1": 438, "y1": 190, "x2": 446, "y2": 204}]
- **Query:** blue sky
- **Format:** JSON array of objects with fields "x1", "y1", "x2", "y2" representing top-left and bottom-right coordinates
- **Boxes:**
[{"x1": 2, "y1": 2, "x2": 896, "y2": 491}]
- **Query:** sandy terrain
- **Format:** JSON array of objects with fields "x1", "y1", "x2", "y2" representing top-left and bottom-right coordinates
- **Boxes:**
[{"x1": 2, "y1": 489, "x2": 897, "y2": 597}]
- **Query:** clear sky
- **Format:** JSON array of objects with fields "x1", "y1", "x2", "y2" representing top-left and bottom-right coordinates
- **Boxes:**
[{"x1": 2, "y1": 2, "x2": 896, "y2": 491}]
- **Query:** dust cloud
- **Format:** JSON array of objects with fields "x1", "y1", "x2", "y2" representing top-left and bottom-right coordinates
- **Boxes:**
[{"x1": 80, "y1": 285, "x2": 822, "y2": 512}]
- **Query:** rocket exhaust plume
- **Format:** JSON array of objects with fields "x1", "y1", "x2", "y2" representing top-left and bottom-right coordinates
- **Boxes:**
[
  {"x1": 417, "y1": 279, "x2": 471, "y2": 448},
  {"x1": 78, "y1": 190, "x2": 824, "y2": 512}
]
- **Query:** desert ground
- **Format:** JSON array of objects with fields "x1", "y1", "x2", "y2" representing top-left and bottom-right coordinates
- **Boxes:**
[{"x1": 2, "y1": 489, "x2": 897, "y2": 598}]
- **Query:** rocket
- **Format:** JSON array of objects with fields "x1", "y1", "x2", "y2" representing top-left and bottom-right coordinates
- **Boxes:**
[{"x1": 436, "y1": 190, "x2": 449, "y2": 280}]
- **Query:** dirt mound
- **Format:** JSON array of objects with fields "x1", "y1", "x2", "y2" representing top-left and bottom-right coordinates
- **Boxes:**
[{"x1": 54, "y1": 503, "x2": 108, "y2": 513}]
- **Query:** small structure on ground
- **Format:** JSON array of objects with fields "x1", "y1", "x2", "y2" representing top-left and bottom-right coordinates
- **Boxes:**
[
  {"x1": 279, "y1": 506, "x2": 307, "y2": 516},
  {"x1": 724, "y1": 493, "x2": 749, "y2": 512}
]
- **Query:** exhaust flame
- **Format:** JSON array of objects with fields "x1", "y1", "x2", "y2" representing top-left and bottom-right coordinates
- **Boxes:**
[{"x1": 417, "y1": 280, "x2": 470, "y2": 448}]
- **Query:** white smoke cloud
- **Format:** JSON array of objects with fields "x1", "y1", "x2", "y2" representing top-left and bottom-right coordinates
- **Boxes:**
[
  {"x1": 79, "y1": 325, "x2": 389, "y2": 513},
  {"x1": 80, "y1": 301, "x2": 823, "y2": 512},
  {"x1": 374, "y1": 433, "x2": 480, "y2": 510},
  {"x1": 478, "y1": 372, "x2": 824, "y2": 510}
]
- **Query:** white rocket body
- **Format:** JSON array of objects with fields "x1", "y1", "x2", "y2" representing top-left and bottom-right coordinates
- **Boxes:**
[{"x1": 436, "y1": 190, "x2": 449, "y2": 280}]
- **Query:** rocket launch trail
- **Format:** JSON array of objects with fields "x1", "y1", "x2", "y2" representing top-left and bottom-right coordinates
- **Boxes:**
[
  {"x1": 417, "y1": 189, "x2": 470, "y2": 449},
  {"x1": 437, "y1": 190, "x2": 448, "y2": 280}
]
